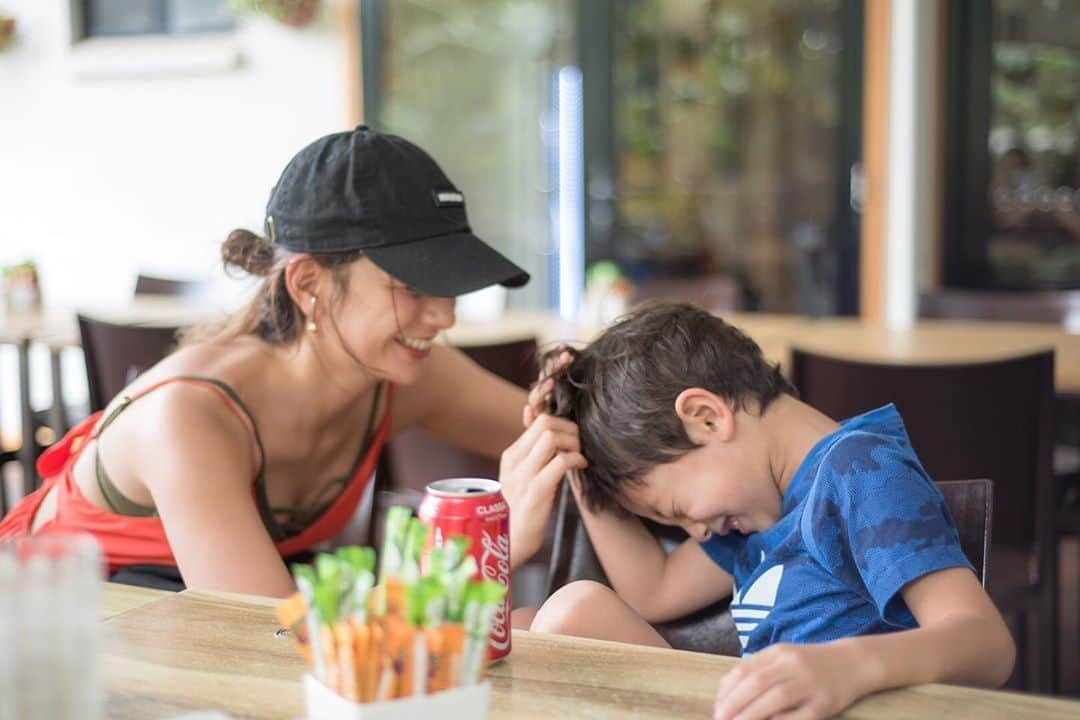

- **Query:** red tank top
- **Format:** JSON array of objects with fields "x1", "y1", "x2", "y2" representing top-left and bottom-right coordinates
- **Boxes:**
[{"x1": 0, "y1": 377, "x2": 392, "y2": 573}]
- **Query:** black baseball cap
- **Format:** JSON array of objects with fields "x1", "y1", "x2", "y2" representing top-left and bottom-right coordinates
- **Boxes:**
[{"x1": 264, "y1": 125, "x2": 529, "y2": 297}]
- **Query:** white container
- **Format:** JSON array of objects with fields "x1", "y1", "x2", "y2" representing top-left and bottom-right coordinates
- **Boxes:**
[{"x1": 303, "y1": 675, "x2": 491, "y2": 720}]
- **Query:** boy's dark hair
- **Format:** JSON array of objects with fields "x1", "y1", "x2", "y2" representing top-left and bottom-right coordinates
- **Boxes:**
[{"x1": 544, "y1": 302, "x2": 796, "y2": 513}]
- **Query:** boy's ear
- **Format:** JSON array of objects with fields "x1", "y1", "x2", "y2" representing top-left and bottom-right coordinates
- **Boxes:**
[{"x1": 674, "y1": 388, "x2": 735, "y2": 444}]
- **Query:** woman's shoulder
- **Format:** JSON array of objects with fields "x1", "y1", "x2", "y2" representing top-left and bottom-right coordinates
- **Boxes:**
[{"x1": 113, "y1": 339, "x2": 270, "y2": 446}]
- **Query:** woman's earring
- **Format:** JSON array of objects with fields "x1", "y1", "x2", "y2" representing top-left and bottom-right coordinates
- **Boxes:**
[{"x1": 306, "y1": 296, "x2": 318, "y2": 333}]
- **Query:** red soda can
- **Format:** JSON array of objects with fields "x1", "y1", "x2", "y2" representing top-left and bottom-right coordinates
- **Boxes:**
[{"x1": 417, "y1": 477, "x2": 511, "y2": 661}]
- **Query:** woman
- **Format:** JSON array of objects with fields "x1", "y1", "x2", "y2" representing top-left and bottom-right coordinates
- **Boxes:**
[{"x1": 0, "y1": 126, "x2": 587, "y2": 597}]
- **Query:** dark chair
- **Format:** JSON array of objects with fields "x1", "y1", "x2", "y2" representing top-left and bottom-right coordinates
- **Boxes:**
[
  {"x1": 789, "y1": 348, "x2": 1056, "y2": 692},
  {"x1": 937, "y1": 479, "x2": 993, "y2": 587},
  {"x1": 134, "y1": 274, "x2": 208, "y2": 300},
  {"x1": 77, "y1": 315, "x2": 181, "y2": 414},
  {"x1": 921, "y1": 293, "x2": 1080, "y2": 545},
  {"x1": 542, "y1": 478, "x2": 994, "y2": 657},
  {"x1": 0, "y1": 444, "x2": 16, "y2": 517},
  {"x1": 369, "y1": 338, "x2": 547, "y2": 604}
]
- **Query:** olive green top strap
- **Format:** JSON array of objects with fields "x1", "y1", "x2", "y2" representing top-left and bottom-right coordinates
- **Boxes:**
[{"x1": 94, "y1": 375, "x2": 267, "y2": 519}]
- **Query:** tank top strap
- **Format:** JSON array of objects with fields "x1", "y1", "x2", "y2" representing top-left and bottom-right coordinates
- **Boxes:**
[{"x1": 93, "y1": 375, "x2": 267, "y2": 517}]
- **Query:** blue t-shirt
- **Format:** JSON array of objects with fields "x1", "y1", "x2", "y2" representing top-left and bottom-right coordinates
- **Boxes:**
[{"x1": 700, "y1": 404, "x2": 973, "y2": 655}]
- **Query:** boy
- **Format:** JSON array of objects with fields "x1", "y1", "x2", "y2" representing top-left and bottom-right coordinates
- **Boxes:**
[{"x1": 511, "y1": 302, "x2": 1014, "y2": 720}]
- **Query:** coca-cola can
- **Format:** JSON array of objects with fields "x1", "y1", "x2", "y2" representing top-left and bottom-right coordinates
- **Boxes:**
[{"x1": 417, "y1": 477, "x2": 511, "y2": 661}]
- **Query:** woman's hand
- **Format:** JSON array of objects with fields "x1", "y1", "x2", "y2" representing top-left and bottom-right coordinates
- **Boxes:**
[
  {"x1": 522, "y1": 348, "x2": 573, "y2": 428},
  {"x1": 713, "y1": 642, "x2": 868, "y2": 720},
  {"x1": 499, "y1": 413, "x2": 586, "y2": 571}
]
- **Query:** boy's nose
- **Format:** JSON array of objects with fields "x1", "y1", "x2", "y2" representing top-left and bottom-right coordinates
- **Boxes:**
[{"x1": 686, "y1": 522, "x2": 712, "y2": 542}]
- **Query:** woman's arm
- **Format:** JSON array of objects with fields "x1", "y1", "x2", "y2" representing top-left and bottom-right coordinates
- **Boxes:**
[
  {"x1": 391, "y1": 344, "x2": 525, "y2": 458},
  {"x1": 713, "y1": 567, "x2": 1015, "y2": 720},
  {"x1": 137, "y1": 386, "x2": 295, "y2": 597}
]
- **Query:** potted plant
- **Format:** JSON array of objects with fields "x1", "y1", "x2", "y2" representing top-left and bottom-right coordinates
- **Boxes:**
[
  {"x1": 233, "y1": 0, "x2": 319, "y2": 28},
  {"x1": 0, "y1": 14, "x2": 15, "y2": 51}
]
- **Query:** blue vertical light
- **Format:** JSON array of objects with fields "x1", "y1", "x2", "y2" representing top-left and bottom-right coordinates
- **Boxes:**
[{"x1": 556, "y1": 66, "x2": 585, "y2": 320}]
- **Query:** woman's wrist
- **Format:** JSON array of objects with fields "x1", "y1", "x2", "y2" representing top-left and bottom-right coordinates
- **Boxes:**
[{"x1": 509, "y1": 526, "x2": 537, "y2": 573}]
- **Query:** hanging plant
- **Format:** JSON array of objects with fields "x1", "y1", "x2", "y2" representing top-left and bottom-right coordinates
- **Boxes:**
[
  {"x1": 233, "y1": 0, "x2": 320, "y2": 28},
  {"x1": 0, "y1": 14, "x2": 15, "y2": 51}
]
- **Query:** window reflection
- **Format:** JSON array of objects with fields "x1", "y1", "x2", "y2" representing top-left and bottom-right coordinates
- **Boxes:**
[
  {"x1": 612, "y1": 0, "x2": 847, "y2": 313},
  {"x1": 987, "y1": 0, "x2": 1079, "y2": 289}
]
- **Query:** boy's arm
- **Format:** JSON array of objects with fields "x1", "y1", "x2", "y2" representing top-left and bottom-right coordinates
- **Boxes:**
[
  {"x1": 570, "y1": 479, "x2": 733, "y2": 623},
  {"x1": 713, "y1": 566, "x2": 1015, "y2": 720}
]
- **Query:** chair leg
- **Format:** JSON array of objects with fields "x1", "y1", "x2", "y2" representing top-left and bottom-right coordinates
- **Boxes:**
[
  {"x1": 1010, "y1": 609, "x2": 1029, "y2": 691},
  {"x1": 1037, "y1": 586, "x2": 1059, "y2": 693}
]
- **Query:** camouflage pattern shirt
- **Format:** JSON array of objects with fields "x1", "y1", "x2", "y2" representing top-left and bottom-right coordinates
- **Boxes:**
[{"x1": 700, "y1": 404, "x2": 973, "y2": 655}]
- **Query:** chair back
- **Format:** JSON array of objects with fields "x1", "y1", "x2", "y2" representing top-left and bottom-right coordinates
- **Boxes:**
[
  {"x1": 545, "y1": 481, "x2": 741, "y2": 656},
  {"x1": 937, "y1": 479, "x2": 993, "y2": 586},
  {"x1": 789, "y1": 348, "x2": 1053, "y2": 553},
  {"x1": 77, "y1": 315, "x2": 181, "y2": 413},
  {"x1": 134, "y1": 274, "x2": 208, "y2": 299}
]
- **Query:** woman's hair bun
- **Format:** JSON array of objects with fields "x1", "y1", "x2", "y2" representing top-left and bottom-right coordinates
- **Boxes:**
[{"x1": 222, "y1": 228, "x2": 275, "y2": 277}]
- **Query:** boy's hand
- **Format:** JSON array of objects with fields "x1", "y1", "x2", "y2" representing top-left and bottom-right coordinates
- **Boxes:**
[
  {"x1": 500, "y1": 413, "x2": 587, "y2": 570},
  {"x1": 713, "y1": 642, "x2": 869, "y2": 720},
  {"x1": 523, "y1": 347, "x2": 573, "y2": 427}
]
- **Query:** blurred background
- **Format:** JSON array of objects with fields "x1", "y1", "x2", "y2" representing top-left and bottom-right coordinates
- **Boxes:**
[{"x1": 0, "y1": 0, "x2": 1078, "y2": 695}]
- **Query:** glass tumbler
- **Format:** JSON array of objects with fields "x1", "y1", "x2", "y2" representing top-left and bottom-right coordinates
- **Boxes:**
[{"x1": 0, "y1": 533, "x2": 104, "y2": 720}]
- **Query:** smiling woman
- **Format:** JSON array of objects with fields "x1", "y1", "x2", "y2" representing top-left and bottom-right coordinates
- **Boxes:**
[{"x1": 0, "y1": 126, "x2": 566, "y2": 599}]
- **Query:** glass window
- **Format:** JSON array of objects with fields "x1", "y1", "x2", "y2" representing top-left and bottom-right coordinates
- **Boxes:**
[
  {"x1": 370, "y1": 0, "x2": 577, "y2": 310},
  {"x1": 82, "y1": 0, "x2": 234, "y2": 37},
  {"x1": 986, "y1": 0, "x2": 1079, "y2": 290},
  {"x1": 609, "y1": 0, "x2": 855, "y2": 313}
]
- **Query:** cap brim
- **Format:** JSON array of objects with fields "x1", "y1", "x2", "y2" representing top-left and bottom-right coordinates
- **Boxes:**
[{"x1": 361, "y1": 231, "x2": 530, "y2": 298}]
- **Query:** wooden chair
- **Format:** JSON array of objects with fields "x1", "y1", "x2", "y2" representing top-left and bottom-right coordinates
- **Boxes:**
[
  {"x1": 542, "y1": 478, "x2": 993, "y2": 657},
  {"x1": 789, "y1": 348, "x2": 1056, "y2": 692},
  {"x1": 77, "y1": 315, "x2": 181, "y2": 414}
]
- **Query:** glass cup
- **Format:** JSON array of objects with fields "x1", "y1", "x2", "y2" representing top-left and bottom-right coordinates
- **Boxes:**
[{"x1": 0, "y1": 533, "x2": 104, "y2": 720}]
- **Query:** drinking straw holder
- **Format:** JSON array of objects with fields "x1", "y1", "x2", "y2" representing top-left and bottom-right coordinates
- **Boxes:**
[{"x1": 304, "y1": 674, "x2": 490, "y2": 720}]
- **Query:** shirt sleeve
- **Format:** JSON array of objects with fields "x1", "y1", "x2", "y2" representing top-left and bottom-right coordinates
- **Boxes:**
[
  {"x1": 801, "y1": 433, "x2": 975, "y2": 626},
  {"x1": 699, "y1": 534, "x2": 739, "y2": 573}
]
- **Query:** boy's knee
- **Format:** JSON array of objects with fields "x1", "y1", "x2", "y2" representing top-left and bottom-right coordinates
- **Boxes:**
[{"x1": 530, "y1": 580, "x2": 617, "y2": 635}]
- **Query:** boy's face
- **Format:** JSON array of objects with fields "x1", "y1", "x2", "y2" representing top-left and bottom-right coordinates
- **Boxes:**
[{"x1": 618, "y1": 389, "x2": 785, "y2": 541}]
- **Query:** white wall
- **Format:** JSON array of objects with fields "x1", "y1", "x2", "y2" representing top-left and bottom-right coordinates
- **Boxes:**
[
  {"x1": 0, "y1": 0, "x2": 351, "y2": 437},
  {"x1": 0, "y1": 1, "x2": 350, "y2": 305}
]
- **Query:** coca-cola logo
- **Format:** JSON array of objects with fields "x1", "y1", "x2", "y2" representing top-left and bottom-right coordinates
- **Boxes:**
[
  {"x1": 476, "y1": 501, "x2": 508, "y2": 516},
  {"x1": 480, "y1": 530, "x2": 511, "y2": 651}
]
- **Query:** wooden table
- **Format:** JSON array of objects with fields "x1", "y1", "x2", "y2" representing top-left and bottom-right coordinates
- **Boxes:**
[
  {"x1": 102, "y1": 585, "x2": 1080, "y2": 719},
  {"x1": 102, "y1": 582, "x2": 170, "y2": 621},
  {"x1": 446, "y1": 311, "x2": 1080, "y2": 395}
]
